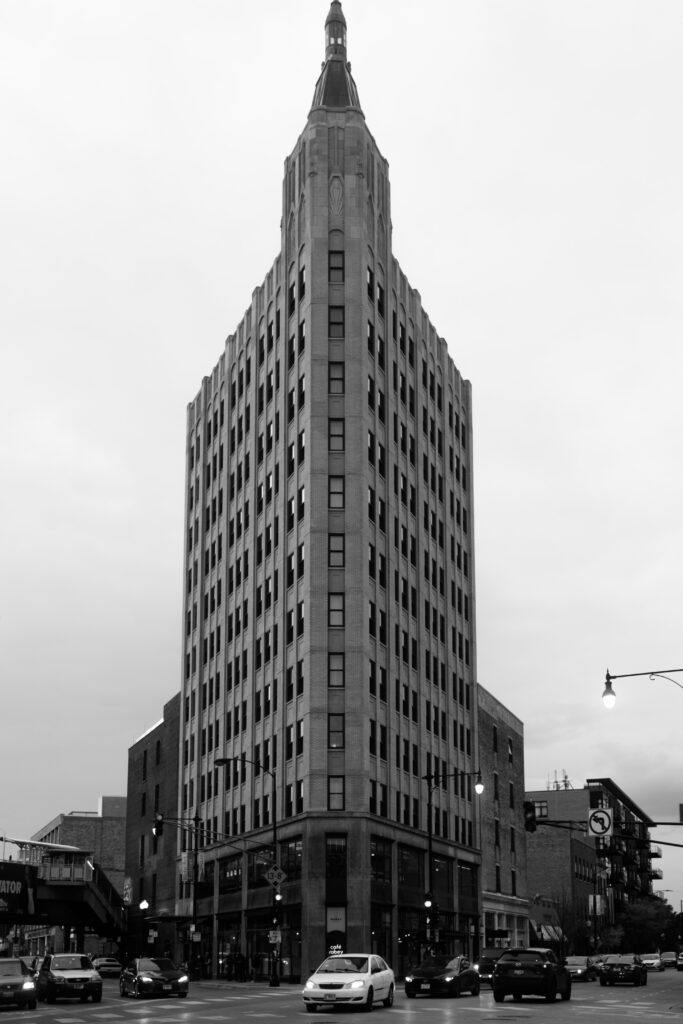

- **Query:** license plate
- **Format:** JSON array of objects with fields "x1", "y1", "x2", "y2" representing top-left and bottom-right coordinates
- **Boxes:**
[
  {"x1": 163, "y1": 984, "x2": 172, "y2": 990},
  {"x1": 513, "y1": 969, "x2": 524, "y2": 975},
  {"x1": 72, "y1": 984, "x2": 84, "y2": 990},
  {"x1": 421, "y1": 983, "x2": 431, "y2": 990},
  {"x1": 1, "y1": 993, "x2": 13, "y2": 999},
  {"x1": 324, "y1": 993, "x2": 336, "y2": 1000}
]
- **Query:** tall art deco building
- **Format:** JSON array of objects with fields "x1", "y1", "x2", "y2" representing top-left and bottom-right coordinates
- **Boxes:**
[{"x1": 178, "y1": 3, "x2": 481, "y2": 980}]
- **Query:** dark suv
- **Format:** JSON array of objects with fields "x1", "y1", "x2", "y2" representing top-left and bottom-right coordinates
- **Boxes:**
[
  {"x1": 492, "y1": 947, "x2": 571, "y2": 1003},
  {"x1": 475, "y1": 949, "x2": 502, "y2": 985}
]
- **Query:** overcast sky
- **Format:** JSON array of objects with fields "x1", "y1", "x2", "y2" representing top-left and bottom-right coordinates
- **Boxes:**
[{"x1": 2, "y1": 1, "x2": 683, "y2": 910}]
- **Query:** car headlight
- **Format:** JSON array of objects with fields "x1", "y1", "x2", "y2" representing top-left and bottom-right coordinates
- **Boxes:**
[
  {"x1": 443, "y1": 975, "x2": 454, "y2": 982},
  {"x1": 348, "y1": 979, "x2": 365, "y2": 989},
  {"x1": 304, "y1": 980, "x2": 316, "y2": 990},
  {"x1": 51, "y1": 975, "x2": 66, "y2": 984},
  {"x1": 404, "y1": 974, "x2": 414, "y2": 983},
  {"x1": 22, "y1": 981, "x2": 35, "y2": 991},
  {"x1": 178, "y1": 974, "x2": 189, "y2": 984},
  {"x1": 140, "y1": 975, "x2": 154, "y2": 983}
]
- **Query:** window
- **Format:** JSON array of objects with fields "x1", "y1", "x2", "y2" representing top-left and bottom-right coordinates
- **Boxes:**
[
  {"x1": 328, "y1": 534, "x2": 345, "y2": 567},
  {"x1": 328, "y1": 652, "x2": 345, "y2": 687},
  {"x1": 328, "y1": 714, "x2": 345, "y2": 748},
  {"x1": 328, "y1": 419, "x2": 345, "y2": 451},
  {"x1": 328, "y1": 306, "x2": 345, "y2": 338},
  {"x1": 329, "y1": 476, "x2": 345, "y2": 509},
  {"x1": 328, "y1": 361, "x2": 345, "y2": 394},
  {"x1": 329, "y1": 251, "x2": 345, "y2": 283},
  {"x1": 328, "y1": 593, "x2": 345, "y2": 627},
  {"x1": 328, "y1": 776, "x2": 345, "y2": 810}
]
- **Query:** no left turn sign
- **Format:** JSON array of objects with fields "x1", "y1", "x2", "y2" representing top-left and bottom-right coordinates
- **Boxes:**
[{"x1": 587, "y1": 808, "x2": 613, "y2": 837}]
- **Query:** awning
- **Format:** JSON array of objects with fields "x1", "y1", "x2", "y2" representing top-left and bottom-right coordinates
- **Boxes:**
[{"x1": 535, "y1": 923, "x2": 563, "y2": 942}]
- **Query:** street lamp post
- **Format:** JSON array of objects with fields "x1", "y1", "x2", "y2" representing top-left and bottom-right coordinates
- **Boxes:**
[
  {"x1": 602, "y1": 668, "x2": 683, "y2": 708},
  {"x1": 139, "y1": 900, "x2": 149, "y2": 955},
  {"x1": 422, "y1": 769, "x2": 484, "y2": 951},
  {"x1": 151, "y1": 812, "x2": 202, "y2": 972},
  {"x1": 215, "y1": 756, "x2": 280, "y2": 987}
]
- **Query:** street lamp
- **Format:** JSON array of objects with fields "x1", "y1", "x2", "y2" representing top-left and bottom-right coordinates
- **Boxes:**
[
  {"x1": 422, "y1": 769, "x2": 484, "y2": 948},
  {"x1": 150, "y1": 812, "x2": 201, "y2": 969},
  {"x1": 139, "y1": 900, "x2": 149, "y2": 955},
  {"x1": 601, "y1": 668, "x2": 683, "y2": 708},
  {"x1": 214, "y1": 756, "x2": 280, "y2": 987}
]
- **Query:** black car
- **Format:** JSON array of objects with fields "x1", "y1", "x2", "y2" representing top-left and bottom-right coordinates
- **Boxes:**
[
  {"x1": 35, "y1": 953, "x2": 103, "y2": 1003},
  {"x1": 475, "y1": 949, "x2": 502, "y2": 984},
  {"x1": 492, "y1": 947, "x2": 571, "y2": 1003},
  {"x1": 119, "y1": 957, "x2": 189, "y2": 999},
  {"x1": 0, "y1": 958, "x2": 38, "y2": 1009},
  {"x1": 404, "y1": 955, "x2": 480, "y2": 998},
  {"x1": 598, "y1": 953, "x2": 647, "y2": 986},
  {"x1": 565, "y1": 955, "x2": 597, "y2": 981}
]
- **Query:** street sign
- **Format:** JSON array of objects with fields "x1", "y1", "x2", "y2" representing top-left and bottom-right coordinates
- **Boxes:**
[
  {"x1": 587, "y1": 808, "x2": 613, "y2": 837},
  {"x1": 268, "y1": 929, "x2": 282, "y2": 944},
  {"x1": 265, "y1": 866, "x2": 287, "y2": 886}
]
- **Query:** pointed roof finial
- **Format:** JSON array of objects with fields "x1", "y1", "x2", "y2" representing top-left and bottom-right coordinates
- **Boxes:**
[
  {"x1": 325, "y1": 1, "x2": 347, "y2": 60},
  {"x1": 310, "y1": 2, "x2": 363, "y2": 114}
]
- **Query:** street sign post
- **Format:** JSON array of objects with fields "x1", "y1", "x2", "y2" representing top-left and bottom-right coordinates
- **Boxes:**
[{"x1": 265, "y1": 866, "x2": 287, "y2": 887}]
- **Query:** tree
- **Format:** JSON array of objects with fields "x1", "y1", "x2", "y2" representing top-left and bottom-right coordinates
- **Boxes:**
[{"x1": 617, "y1": 898, "x2": 675, "y2": 952}]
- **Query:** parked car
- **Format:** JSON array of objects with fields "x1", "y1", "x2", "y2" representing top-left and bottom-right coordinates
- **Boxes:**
[
  {"x1": 677, "y1": 952, "x2": 683, "y2": 972},
  {"x1": 302, "y1": 953, "x2": 394, "y2": 1013},
  {"x1": 661, "y1": 951, "x2": 677, "y2": 969},
  {"x1": 404, "y1": 954, "x2": 480, "y2": 998},
  {"x1": 641, "y1": 953, "x2": 664, "y2": 972},
  {"x1": 35, "y1": 953, "x2": 102, "y2": 1004},
  {"x1": 565, "y1": 956, "x2": 597, "y2": 981},
  {"x1": 475, "y1": 948, "x2": 503, "y2": 984},
  {"x1": 92, "y1": 957, "x2": 121, "y2": 977},
  {"x1": 119, "y1": 957, "x2": 189, "y2": 999},
  {"x1": 0, "y1": 958, "x2": 38, "y2": 1009},
  {"x1": 598, "y1": 953, "x2": 648, "y2": 986},
  {"x1": 492, "y1": 947, "x2": 571, "y2": 1003}
]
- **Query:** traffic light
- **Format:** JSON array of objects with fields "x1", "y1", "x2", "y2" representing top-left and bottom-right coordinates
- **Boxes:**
[
  {"x1": 523, "y1": 801, "x2": 537, "y2": 833},
  {"x1": 424, "y1": 891, "x2": 433, "y2": 909},
  {"x1": 272, "y1": 888, "x2": 283, "y2": 925},
  {"x1": 153, "y1": 813, "x2": 164, "y2": 836}
]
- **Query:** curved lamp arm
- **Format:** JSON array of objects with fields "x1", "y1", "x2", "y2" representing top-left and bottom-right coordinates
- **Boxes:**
[{"x1": 602, "y1": 668, "x2": 683, "y2": 708}]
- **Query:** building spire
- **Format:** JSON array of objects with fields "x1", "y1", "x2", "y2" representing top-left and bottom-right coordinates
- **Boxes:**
[
  {"x1": 310, "y1": 1, "x2": 363, "y2": 115},
  {"x1": 325, "y1": 1, "x2": 347, "y2": 60}
]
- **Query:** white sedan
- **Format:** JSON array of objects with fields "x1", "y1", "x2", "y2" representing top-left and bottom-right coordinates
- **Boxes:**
[{"x1": 302, "y1": 953, "x2": 395, "y2": 1012}]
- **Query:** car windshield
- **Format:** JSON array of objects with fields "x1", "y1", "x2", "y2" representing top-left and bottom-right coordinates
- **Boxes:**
[
  {"x1": 566, "y1": 957, "x2": 586, "y2": 965},
  {"x1": 419, "y1": 956, "x2": 453, "y2": 969},
  {"x1": 140, "y1": 958, "x2": 175, "y2": 972},
  {"x1": 643, "y1": 954, "x2": 658, "y2": 959},
  {"x1": 52, "y1": 956, "x2": 91, "y2": 971},
  {"x1": 0, "y1": 962, "x2": 22, "y2": 977},
  {"x1": 318, "y1": 956, "x2": 368, "y2": 973},
  {"x1": 500, "y1": 952, "x2": 545, "y2": 963}
]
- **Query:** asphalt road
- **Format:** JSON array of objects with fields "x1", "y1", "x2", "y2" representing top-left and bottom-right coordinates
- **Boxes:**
[{"x1": 3, "y1": 971, "x2": 683, "y2": 1022}]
